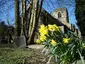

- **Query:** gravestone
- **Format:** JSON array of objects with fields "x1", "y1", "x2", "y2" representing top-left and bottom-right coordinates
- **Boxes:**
[{"x1": 14, "y1": 36, "x2": 26, "y2": 47}]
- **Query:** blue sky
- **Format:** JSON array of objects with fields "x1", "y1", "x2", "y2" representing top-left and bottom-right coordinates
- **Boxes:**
[
  {"x1": 42, "y1": 0, "x2": 77, "y2": 28},
  {"x1": 0, "y1": 0, "x2": 77, "y2": 28}
]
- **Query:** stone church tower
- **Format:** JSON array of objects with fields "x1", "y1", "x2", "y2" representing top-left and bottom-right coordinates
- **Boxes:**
[{"x1": 52, "y1": 8, "x2": 71, "y2": 29}]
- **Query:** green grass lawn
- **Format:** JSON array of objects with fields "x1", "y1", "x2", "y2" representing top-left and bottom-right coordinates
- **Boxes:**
[
  {"x1": 0, "y1": 44, "x2": 84, "y2": 64},
  {"x1": 0, "y1": 48, "x2": 34, "y2": 64},
  {"x1": 0, "y1": 44, "x2": 49, "y2": 64}
]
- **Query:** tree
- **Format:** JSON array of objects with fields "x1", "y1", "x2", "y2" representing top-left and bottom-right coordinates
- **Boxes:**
[
  {"x1": 22, "y1": 0, "x2": 29, "y2": 45},
  {"x1": 15, "y1": 0, "x2": 21, "y2": 36},
  {"x1": 0, "y1": 21, "x2": 14, "y2": 43},
  {"x1": 0, "y1": 22, "x2": 8, "y2": 36},
  {"x1": 28, "y1": 0, "x2": 44, "y2": 44},
  {"x1": 28, "y1": 0, "x2": 38, "y2": 44},
  {"x1": 21, "y1": 0, "x2": 26, "y2": 35},
  {"x1": 75, "y1": 0, "x2": 85, "y2": 38}
]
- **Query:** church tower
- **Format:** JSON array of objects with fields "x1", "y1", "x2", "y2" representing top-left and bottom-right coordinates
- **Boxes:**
[{"x1": 52, "y1": 8, "x2": 69, "y2": 25}]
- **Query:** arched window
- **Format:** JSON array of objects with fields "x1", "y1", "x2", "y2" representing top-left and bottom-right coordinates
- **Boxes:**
[{"x1": 58, "y1": 12, "x2": 61, "y2": 18}]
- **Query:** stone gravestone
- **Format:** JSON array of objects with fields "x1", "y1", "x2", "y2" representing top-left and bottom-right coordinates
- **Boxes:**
[{"x1": 14, "y1": 36, "x2": 26, "y2": 48}]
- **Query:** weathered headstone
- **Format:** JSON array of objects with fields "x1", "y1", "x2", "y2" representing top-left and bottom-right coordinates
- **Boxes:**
[{"x1": 14, "y1": 36, "x2": 26, "y2": 47}]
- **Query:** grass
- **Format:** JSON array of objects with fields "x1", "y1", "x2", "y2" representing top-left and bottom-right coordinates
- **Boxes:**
[
  {"x1": 0, "y1": 44, "x2": 49, "y2": 64},
  {"x1": 0, "y1": 44, "x2": 84, "y2": 64},
  {"x1": 0, "y1": 47, "x2": 34, "y2": 64}
]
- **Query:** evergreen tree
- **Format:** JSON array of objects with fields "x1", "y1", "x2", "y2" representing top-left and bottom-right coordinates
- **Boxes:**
[{"x1": 75, "y1": 0, "x2": 85, "y2": 38}]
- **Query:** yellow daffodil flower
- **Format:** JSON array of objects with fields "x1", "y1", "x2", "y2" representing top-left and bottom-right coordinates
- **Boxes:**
[
  {"x1": 40, "y1": 35, "x2": 46, "y2": 41},
  {"x1": 51, "y1": 39, "x2": 57, "y2": 46},
  {"x1": 82, "y1": 45, "x2": 85, "y2": 48},
  {"x1": 39, "y1": 24, "x2": 48, "y2": 35},
  {"x1": 48, "y1": 24, "x2": 59, "y2": 31},
  {"x1": 82, "y1": 44, "x2": 85, "y2": 48},
  {"x1": 53, "y1": 24, "x2": 60, "y2": 31},
  {"x1": 36, "y1": 39, "x2": 41, "y2": 44},
  {"x1": 63, "y1": 38, "x2": 70, "y2": 44}
]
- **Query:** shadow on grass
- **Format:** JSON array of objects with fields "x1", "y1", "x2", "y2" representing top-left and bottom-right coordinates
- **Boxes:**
[
  {"x1": 0, "y1": 44, "x2": 84, "y2": 64},
  {"x1": 0, "y1": 44, "x2": 49, "y2": 64}
]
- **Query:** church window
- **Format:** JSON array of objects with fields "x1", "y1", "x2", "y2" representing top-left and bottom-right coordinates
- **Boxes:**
[{"x1": 58, "y1": 12, "x2": 61, "y2": 18}]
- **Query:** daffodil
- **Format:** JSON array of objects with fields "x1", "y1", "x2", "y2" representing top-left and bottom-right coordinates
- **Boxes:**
[
  {"x1": 82, "y1": 45, "x2": 85, "y2": 48},
  {"x1": 51, "y1": 39, "x2": 57, "y2": 46},
  {"x1": 63, "y1": 38, "x2": 70, "y2": 44},
  {"x1": 39, "y1": 24, "x2": 48, "y2": 35},
  {"x1": 40, "y1": 35, "x2": 46, "y2": 41},
  {"x1": 48, "y1": 24, "x2": 59, "y2": 31},
  {"x1": 53, "y1": 24, "x2": 60, "y2": 31},
  {"x1": 82, "y1": 44, "x2": 85, "y2": 48},
  {"x1": 36, "y1": 39, "x2": 41, "y2": 44}
]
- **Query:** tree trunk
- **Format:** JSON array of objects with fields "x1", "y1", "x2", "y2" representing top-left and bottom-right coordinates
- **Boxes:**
[
  {"x1": 28, "y1": 0, "x2": 39, "y2": 44},
  {"x1": 15, "y1": 0, "x2": 21, "y2": 37},
  {"x1": 21, "y1": 0, "x2": 26, "y2": 36},
  {"x1": 28, "y1": 0, "x2": 44, "y2": 44},
  {"x1": 21, "y1": 0, "x2": 28, "y2": 46},
  {"x1": 37, "y1": 0, "x2": 44, "y2": 20}
]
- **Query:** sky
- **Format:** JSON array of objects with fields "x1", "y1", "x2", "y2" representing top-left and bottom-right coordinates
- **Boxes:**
[{"x1": 0, "y1": 0, "x2": 78, "y2": 28}]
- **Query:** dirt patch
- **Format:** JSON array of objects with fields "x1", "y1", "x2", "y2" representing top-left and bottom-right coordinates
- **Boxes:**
[{"x1": 24, "y1": 49, "x2": 54, "y2": 64}]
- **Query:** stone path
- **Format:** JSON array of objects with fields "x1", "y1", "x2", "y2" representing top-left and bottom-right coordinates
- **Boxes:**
[{"x1": 28, "y1": 44, "x2": 44, "y2": 49}]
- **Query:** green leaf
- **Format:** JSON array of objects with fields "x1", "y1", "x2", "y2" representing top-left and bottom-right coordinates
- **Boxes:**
[
  {"x1": 77, "y1": 49, "x2": 84, "y2": 64},
  {"x1": 47, "y1": 55, "x2": 53, "y2": 64},
  {"x1": 52, "y1": 47, "x2": 58, "y2": 54}
]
